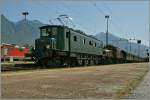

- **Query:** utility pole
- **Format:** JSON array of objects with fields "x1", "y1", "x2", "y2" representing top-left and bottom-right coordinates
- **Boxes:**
[
  {"x1": 129, "y1": 39, "x2": 132, "y2": 60},
  {"x1": 137, "y1": 40, "x2": 141, "y2": 62},
  {"x1": 129, "y1": 38, "x2": 136, "y2": 60},
  {"x1": 125, "y1": 39, "x2": 129, "y2": 53},
  {"x1": 22, "y1": 12, "x2": 29, "y2": 20},
  {"x1": 105, "y1": 15, "x2": 109, "y2": 46}
]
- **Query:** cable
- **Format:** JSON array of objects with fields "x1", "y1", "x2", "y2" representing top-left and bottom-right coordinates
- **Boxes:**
[
  {"x1": 93, "y1": 2, "x2": 126, "y2": 36},
  {"x1": 60, "y1": 3, "x2": 99, "y2": 34},
  {"x1": 34, "y1": 1, "x2": 62, "y2": 25},
  {"x1": 102, "y1": 1, "x2": 130, "y2": 38},
  {"x1": 93, "y1": 3, "x2": 106, "y2": 16}
]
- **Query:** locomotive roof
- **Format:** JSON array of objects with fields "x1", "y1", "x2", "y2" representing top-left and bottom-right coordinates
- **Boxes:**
[
  {"x1": 39, "y1": 25, "x2": 102, "y2": 42},
  {"x1": 39, "y1": 25, "x2": 66, "y2": 29}
]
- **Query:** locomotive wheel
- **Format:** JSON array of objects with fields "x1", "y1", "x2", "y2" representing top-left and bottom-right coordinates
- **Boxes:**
[
  {"x1": 41, "y1": 58, "x2": 49, "y2": 68},
  {"x1": 34, "y1": 58, "x2": 42, "y2": 67},
  {"x1": 71, "y1": 59, "x2": 78, "y2": 67}
]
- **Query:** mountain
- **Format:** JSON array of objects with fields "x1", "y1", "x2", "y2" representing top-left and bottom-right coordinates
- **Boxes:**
[
  {"x1": 95, "y1": 32, "x2": 149, "y2": 58},
  {"x1": 14, "y1": 19, "x2": 43, "y2": 45},
  {"x1": 1, "y1": 14, "x2": 16, "y2": 34},
  {"x1": 1, "y1": 15, "x2": 148, "y2": 57},
  {"x1": 1, "y1": 14, "x2": 16, "y2": 44},
  {"x1": 1, "y1": 14, "x2": 44, "y2": 46}
]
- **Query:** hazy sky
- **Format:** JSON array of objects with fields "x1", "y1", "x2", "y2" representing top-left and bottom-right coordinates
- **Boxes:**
[{"x1": 0, "y1": 0, "x2": 149, "y2": 46}]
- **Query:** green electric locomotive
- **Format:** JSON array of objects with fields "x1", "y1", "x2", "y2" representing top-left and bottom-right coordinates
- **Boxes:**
[{"x1": 35, "y1": 25, "x2": 103, "y2": 67}]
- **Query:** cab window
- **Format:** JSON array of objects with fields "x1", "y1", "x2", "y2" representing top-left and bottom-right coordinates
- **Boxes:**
[
  {"x1": 41, "y1": 29, "x2": 47, "y2": 36},
  {"x1": 41, "y1": 27, "x2": 57, "y2": 37},
  {"x1": 74, "y1": 36, "x2": 77, "y2": 41},
  {"x1": 51, "y1": 28, "x2": 57, "y2": 35}
]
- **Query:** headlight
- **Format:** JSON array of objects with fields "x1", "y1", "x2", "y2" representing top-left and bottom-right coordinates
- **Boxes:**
[{"x1": 46, "y1": 45, "x2": 50, "y2": 49}]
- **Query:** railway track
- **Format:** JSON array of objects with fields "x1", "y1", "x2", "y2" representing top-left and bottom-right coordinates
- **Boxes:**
[
  {"x1": 1, "y1": 62, "x2": 77, "y2": 72},
  {"x1": 1, "y1": 62, "x2": 37, "y2": 72},
  {"x1": 1, "y1": 61, "x2": 148, "y2": 72}
]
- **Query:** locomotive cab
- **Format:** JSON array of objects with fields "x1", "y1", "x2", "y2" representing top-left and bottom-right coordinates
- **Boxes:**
[
  {"x1": 40, "y1": 26, "x2": 57, "y2": 49},
  {"x1": 35, "y1": 25, "x2": 67, "y2": 67}
]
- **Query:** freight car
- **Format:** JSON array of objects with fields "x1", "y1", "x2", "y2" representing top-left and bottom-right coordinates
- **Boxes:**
[
  {"x1": 126, "y1": 53, "x2": 144, "y2": 62},
  {"x1": 102, "y1": 45, "x2": 126, "y2": 64},
  {"x1": 34, "y1": 25, "x2": 103, "y2": 67},
  {"x1": 103, "y1": 45, "x2": 144, "y2": 63}
]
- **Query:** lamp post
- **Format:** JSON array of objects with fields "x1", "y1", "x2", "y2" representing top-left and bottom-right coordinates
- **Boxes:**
[
  {"x1": 22, "y1": 12, "x2": 29, "y2": 20},
  {"x1": 129, "y1": 38, "x2": 136, "y2": 60},
  {"x1": 137, "y1": 40, "x2": 141, "y2": 62},
  {"x1": 105, "y1": 15, "x2": 109, "y2": 46}
]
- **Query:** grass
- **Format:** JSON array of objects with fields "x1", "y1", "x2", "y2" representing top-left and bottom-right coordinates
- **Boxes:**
[
  {"x1": 2, "y1": 63, "x2": 149, "y2": 99},
  {"x1": 114, "y1": 64, "x2": 149, "y2": 99}
]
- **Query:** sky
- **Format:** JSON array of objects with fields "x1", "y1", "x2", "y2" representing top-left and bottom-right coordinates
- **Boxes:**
[{"x1": 0, "y1": 0, "x2": 149, "y2": 46}]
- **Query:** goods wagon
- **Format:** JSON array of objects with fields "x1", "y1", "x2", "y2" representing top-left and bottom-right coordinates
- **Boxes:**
[{"x1": 102, "y1": 45, "x2": 144, "y2": 64}]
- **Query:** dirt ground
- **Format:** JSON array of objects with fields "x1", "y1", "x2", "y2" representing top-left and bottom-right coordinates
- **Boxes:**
[{"x1": 1, "y1": 63, "x2": 149, "y2": 99}]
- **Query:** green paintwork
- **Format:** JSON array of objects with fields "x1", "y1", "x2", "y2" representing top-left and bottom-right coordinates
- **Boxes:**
[{"x1": 35, "y1": 25, "x2": 103, "y2": 60}]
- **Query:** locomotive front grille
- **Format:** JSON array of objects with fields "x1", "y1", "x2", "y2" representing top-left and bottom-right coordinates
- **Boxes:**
[
  {"x1": 35, "y1": 38, "x2": 56, "y2": 60},
  {"x1": 35, "y1": 39, "x2": 49, "y2": 58}
]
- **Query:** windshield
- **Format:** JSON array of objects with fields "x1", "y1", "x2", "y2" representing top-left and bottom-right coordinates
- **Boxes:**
[{"x1": 41, "y1": 27, "x2": 57, "y2": 37}]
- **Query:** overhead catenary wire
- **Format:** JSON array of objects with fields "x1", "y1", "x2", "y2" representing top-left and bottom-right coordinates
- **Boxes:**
[
  {"x1": 60, "y1": 3, "x2": 99, "y2": 34},
  {"x1": 59, "y1": 5, "x2": 83, "y2": 28},
  {"x1": 93, "y1": 3, "x2": 106, "y2": 17},
  {"x1": 101, "y1": 2, "x2": 130, "y2": 38},
  {"x1": 92, "y1": 2, "x2": 133, "y2": 51},
  {"x1": 36, "y1": 1, "x2": 129, "y2": 40},
  {"x1": 93, "y1": 2, "x2": 128, "y2": 39},
  {"x1": 36, "y1": 2, "x2": 80, "y2": 28},
  {"x1": 34, "y1": 1, "x2": 62, "y2": 25}
]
